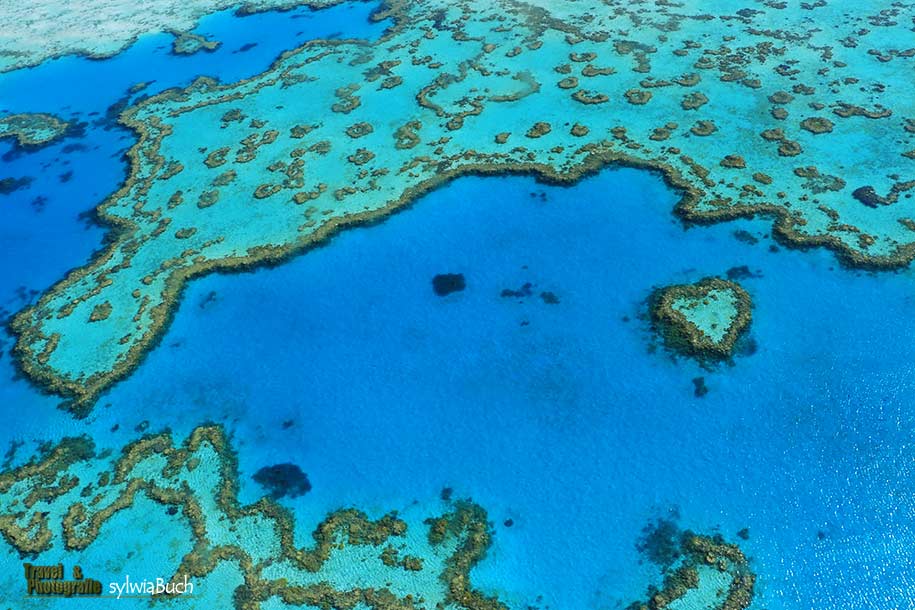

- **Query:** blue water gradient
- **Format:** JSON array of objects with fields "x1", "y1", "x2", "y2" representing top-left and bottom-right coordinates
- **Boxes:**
[
  {"x1": 1, "y1": 3, "x2": 915, "y2": 610},
  {"x1": 0, "y1": 0, "x2": 387, "y2": 437}
]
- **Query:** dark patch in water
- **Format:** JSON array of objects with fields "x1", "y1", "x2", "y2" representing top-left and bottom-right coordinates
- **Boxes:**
[
  {"x1": 540, "y1": 291, "x2": 560, "y2": 304},
  {"x1": 95, "y1": 98, "x2": 130, "y2": 131},
  {"x1": 199, "y1": 290, "x2": 218, "y2": 309},
  {"x1": 281, "y1": 419, "x2": 295, "y2": 430},
  {"x1": 501, "y1": 282, "x2": 533, "y2": 298},
  {"x1": 440, "y1": 487, "x2": 453, "y2": 501},
  {"x1": 737, "y1": 527, "x2": 750, "y2": 540},
  {"x1": 735, "y1": 335, "x2": 758, "y2": 357},
  {"x1": 725, "y1": 265, "x2": 762, "y2": 281},
  {"x1": 692, "y1": 376, "x2": 709, "y2": 398},
  {"x1": 77, "y1": 208, "x2": 102, "y2": 230},
  {"x1": 12, "y1": 286, "x2": 40, "y2": 305},
  {"x1": 432, "y1": 273, "x2": 465, "y2": 296},
  {"x1": 62, "y1": 143, "x2": 88, "y2": 154},
  {"x1": 732, "y1": 229, "x2": 759, "y2": 245},
  {"x1": 235, "y1": 43, "x2": 259, "y2": 53},
  {"x1": 503, "y1": 518, "x2": 514, "y2": 527},
  {"x1": 253, "y1": 463, "x2": 311, "y2": 499},
  {"x1": 59, "y1": 170, "x2": 74, "y2": 183},
  {"x1": 2, "y1": 439, "x2": 24, "y2": 470},
  {"x1": 528, "y1": 190, "x2": 547, "y2": 201},
  {"x1": 95, "y1": 92, "x2": 147, "y2": 133},
  {"x1": 31, "y1": 196, "x2": 48, "y2": 212},
  {"x1": 636, "y1": 515, "x2": 682, "y2": 570},
  {"x1": 0, "y1": 176, "x2": 33, "y2": 195}
]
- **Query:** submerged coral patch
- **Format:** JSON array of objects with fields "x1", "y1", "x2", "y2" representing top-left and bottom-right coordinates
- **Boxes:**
[
  {"x1": 252, "y1": 463, "x2": 311, "y2": 499},
  {"x1": 0, "y1": 176, "x2": 34, "y2": 195},
  {"x1": 432, "y1": 273, "x2": 466, "y2": 296}
]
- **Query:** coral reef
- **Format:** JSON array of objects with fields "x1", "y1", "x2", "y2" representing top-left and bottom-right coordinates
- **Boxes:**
[
  {"x1": 171, "y1": 30, "x2": 221, "y2": 56},
  {"x1": 0, "y1": 113, "x2": 72, "y2": 148},
  {"x1": 10, "y1": 0, "x2": 915, "y2": 412},
  {"x1": 432, "y1": 273, "x2": 466, "y2": 296},
  {"x1": 0, "y1": 0, "x2": 340, "y2": 72},
  {"x1": 649, "y1": 278, "x2": 752, "y2": 361},
  {"x1": 0, "y1": 425, "x2": 509, "y2": 610},
  {"x1": 630, "y1": 518, "x2": 755, "y2": 610}
]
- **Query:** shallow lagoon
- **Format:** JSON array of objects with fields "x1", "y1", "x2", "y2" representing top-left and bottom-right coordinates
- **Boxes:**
[{"x1": 1, "y1": 2, "x2": 915, "y2": 610}]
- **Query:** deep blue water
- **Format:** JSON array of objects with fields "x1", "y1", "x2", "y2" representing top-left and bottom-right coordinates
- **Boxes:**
[{"x1": 2, "y1": 3, "x2": 915, "y2": 610}]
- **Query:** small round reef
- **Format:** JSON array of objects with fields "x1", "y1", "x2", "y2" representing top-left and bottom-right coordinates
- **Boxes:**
[
  {"x1": 252, "y1": 463, "x2": 311, "y2": 499},
  {"x1": 432, "y1": 273, "x2": 466, "y2": 296}
]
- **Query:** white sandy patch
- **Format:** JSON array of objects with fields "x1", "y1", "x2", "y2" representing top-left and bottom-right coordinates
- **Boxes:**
[{"x1": 0, "y1": 0, "x2": 339, "y2": 72}]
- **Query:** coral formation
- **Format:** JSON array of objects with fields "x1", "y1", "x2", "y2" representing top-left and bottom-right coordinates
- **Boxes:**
[
  {"x1": 171, "y1": 30, "x2": 220, "y2": 56},
  {"x1": 0, "y1": 425, "x2": 509, "y2": 610},
  {"x1": 0, "y1": 113, "x2": 72, "y2": 148},
  {"x1": 630, "y1": 517, "x2": 755, "y2": 610},
  {"x1": 10, "y1": 0, "x2": 915, "y2": 412},
  {"x1": 252, "y1": 463, "x2": 311, "y2": 499},
  {"x1": 649, "y1": 278, "x2": 752, "y2": 361},
  {"x1": 0, "y1": 0, "x2": 340, "y2": 72},
  {"x1": 432, "y1": 273, "x2": 466, "y2": 296}
]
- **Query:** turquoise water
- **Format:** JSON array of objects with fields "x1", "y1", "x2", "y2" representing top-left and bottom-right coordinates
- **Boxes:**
[{"x1": 2, "y1": 2, "x2": 915, "y2": 609}]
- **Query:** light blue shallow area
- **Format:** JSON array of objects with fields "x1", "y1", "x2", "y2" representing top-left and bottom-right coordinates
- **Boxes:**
[
  {"x1": 1, "y1": 3, "x2": 915, "y2": 610},
  {"x1": 0, "y1": 0, "x2": 386, "y2": 115}
]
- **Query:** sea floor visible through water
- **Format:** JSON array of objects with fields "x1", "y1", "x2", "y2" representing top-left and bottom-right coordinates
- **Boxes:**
[{"x1": 1, "y1": 2, "x2": 915, "y2": 610}]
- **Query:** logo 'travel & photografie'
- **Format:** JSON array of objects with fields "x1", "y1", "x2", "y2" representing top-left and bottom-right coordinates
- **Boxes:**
[{"x1": 24, "y1": 563, "x2": 195, "y2": 599}]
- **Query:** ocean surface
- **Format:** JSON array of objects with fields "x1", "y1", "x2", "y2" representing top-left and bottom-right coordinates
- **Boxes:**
[{"x1": 1, "y1": 2, "x2": 915, "y2": 609}]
